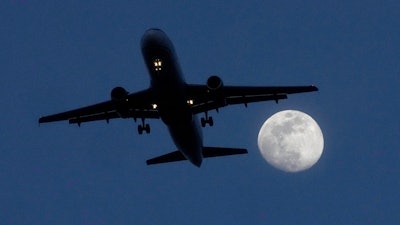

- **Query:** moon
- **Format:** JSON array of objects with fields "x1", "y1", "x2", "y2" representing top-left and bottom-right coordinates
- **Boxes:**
[{"x1": 257, "y1": 110, "x2": 324, "y2": 172}]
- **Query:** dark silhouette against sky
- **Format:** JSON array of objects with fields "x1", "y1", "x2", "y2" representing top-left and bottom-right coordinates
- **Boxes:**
[{"x1": 2, "y1": 1, "x2": 399, "y2": 224}]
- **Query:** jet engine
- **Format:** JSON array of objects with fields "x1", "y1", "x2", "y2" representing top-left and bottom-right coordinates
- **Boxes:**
[
  {"x1": 206, "y1": 75, "x2": 224, "y2": 91},
  {"x1": 111, "y1": 86, "x2": 128, "y2": 102},
  {"x1": 206, "y1": 75, "x2": 226, "y2": 107},
  {"x1": 111, "y1": 86, "x2": 130, "y2": 118}
]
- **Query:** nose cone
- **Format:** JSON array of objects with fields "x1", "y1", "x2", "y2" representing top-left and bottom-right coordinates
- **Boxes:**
[
  {"x1": 145, "y1": 28, "x2": 164, "y2": 34},
  {"x1": 141, "y1": 28, "x2": 172, "y2": 51},
  {"x1": 143, "y1": 28, "x2": 165, "y2": 39}
]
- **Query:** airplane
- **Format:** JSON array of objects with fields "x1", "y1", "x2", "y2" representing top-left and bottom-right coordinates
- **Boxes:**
[{"x1": 39, "y1": 28, "x2": 318, "y2": 167}]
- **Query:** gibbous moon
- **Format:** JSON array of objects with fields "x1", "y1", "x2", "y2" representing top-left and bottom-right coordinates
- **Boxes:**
[{"x1": 257, "y1": 110, "x2": 324, "y2": 172}]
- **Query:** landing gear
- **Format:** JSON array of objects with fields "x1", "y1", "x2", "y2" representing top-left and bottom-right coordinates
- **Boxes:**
[
  {"x1": 201, "y1": 112, "x2": 214, "y2": 127},
  {"x1": 138, "y1": 118, "x2": 150, "y2": 134}
]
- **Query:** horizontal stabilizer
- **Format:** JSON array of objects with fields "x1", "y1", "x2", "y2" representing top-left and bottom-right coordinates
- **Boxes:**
[
  {"x1": 146, "y1": 147, "x2": 248, "y2": 165},
  {"x1": 202, "y1": 147, "x2": 248, "y2": 158},
  {"x1": 146, "y1": 151, "x2": 186, "y2": 165}
]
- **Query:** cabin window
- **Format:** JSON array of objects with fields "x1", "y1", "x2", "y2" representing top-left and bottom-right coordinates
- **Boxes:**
[{"x1": 153, "y1": 59, "x2": 162, "y2": 71}]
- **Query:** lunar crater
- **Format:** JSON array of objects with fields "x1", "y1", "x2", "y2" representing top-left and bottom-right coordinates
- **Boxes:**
[{"x1": 257, "y1": 110, "x2": 324, "y2": 172}]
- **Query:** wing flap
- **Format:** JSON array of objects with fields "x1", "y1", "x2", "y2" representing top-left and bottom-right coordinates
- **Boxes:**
[
  {"x1": 68, "y1": 112, "x2": 120, "y2": 124},
  {"x1": 39, "y1": 101, "x2": 116, "y2": 123},
  {"x1": 68, "y1": 110, "x2": 159, "y2": 124},
  {"x1": 190, "y1": 94, "x2": 288, "y2": 114},
  {"x1": 223, "y1": 85, "x2": 318, "y2": 96},
  {"x1": 227, "y1": 94, "x2": 287, "y2": 105}
]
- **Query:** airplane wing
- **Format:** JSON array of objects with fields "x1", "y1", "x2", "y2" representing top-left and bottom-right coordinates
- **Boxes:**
[
  {"x1": 39, "y1": 89, "x2": 159, "y2": 125},
  {"x1": 185, "y1": 84, "x2": 318, "y2": 114}
]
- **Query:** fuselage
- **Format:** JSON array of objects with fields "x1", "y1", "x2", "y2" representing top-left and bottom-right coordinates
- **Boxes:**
[{"x1": 141, "y1": 28, "x2": 203, "y2": 167}]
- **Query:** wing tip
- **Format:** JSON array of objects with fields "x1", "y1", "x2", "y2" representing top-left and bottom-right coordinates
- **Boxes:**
[{"x1": 38, "y1": 117, "x2": 46, "y2": 124}]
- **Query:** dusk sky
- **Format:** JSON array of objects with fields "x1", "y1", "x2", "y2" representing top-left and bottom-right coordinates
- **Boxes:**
[{"x1": 2, "y1": 1, "x2": 400, "y2": 224}]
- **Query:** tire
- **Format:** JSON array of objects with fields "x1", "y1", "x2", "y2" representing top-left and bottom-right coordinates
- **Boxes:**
[
  {"x1": 209, "y1": 117, "x2": 214, "y2": 127},
  {"x1": 138, "y1": 125, "x2": 143, "y2": 135},
  {"x1": 201, "y1": 117, "x2": 206, "y2": 127}
]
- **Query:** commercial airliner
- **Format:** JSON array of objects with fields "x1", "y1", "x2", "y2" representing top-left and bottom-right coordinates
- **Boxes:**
[{"x1": 39, "y1": 28, "x2": 318, "y2": 167}]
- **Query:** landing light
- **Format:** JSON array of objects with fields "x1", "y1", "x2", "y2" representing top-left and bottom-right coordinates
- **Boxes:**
[
  {"x1": 153, "y1": 59, "x2": 162, "y2": 71},
  {"x1": 152, "y1": 104, "x2": 158, "y2": 109},
  {"x1": 153, "y1": 61, "x2": 162, "y2": 67},
  {"x1": 187, "y1": 99, "x2": 194, "y2": 105}
]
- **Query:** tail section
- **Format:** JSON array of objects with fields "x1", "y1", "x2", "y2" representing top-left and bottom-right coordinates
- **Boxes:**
[{"x1": 146, "y1": 147, "x2": 248, "y2": 166}]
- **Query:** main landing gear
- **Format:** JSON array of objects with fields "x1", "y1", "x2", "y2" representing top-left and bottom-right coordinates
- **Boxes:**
[
  {"x1": 201, "y1": 112, "x2": 214, "y2": 127},
  {"x1": 138, "y1": 118, "x2": 150, "y2": 134}
]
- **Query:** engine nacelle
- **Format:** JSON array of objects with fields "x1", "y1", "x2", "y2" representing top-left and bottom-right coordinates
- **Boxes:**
[
  {"x1": 206, "y1": 75, "x2": 224, "y2": 91},
  {"x1": 206, "y1": 75, "x2": 226, "y2": 106},
  {"x1": 111, "y1": 86, "x2": 130, "y2": 118},
  {"x1": 111, "y1": 86, "x2": 128, "y2": 102}
]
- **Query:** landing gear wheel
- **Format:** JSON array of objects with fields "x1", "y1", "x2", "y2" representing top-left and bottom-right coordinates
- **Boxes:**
[
  {"x1": 145, "y1": 124, "x2": 151, "y2": 134},
  {"x1": 138, "y1": 125, "x2": 143, "y2": 135},
  {"x1": 208, "y1": 116, "x2": 214, "y2": 127},
  {"x1": 201, "y1": 113, "x2": 214, "y2": 127},
  {"x1": 201, "y1": 117, "x2": 206, "y2": 127},
  {"x1": 138, "y1": 123, "x2": 151, "y2": 135},
  {"x1": 137, "y1": 118, "x2": 151, "y2": 135}
]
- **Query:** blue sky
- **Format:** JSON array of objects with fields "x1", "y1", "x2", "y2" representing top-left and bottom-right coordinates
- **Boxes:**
[{"x1": 1, "y1": 1, "x2": 399, "y2": 224}]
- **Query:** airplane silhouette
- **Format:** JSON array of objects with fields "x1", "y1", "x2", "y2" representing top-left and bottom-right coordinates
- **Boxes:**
[{"x1": 39, "y1": 28, "x2": 318, "y2": 167}]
